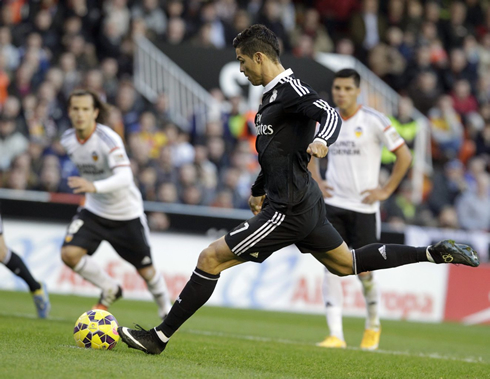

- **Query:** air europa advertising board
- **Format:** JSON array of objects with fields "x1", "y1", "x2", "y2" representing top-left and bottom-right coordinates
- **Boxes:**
[{"x1": 3, "y1": 219, "x2": 485, "y2": 324}]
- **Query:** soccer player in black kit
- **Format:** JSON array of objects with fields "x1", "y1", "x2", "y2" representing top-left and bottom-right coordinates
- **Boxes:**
[{"x1": 118, "y1": 24, "x2": 480, "y2": 355}]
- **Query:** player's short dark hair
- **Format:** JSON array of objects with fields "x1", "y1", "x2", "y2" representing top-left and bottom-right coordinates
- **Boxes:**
[
  {"x1": 232, "y1": 24, "x2": 280, "y2": 62},
  {"x1": 334, "y1": 69, "x2": 361, "y2": 87},
  {"x1": 68, "y1": 89, "x2": 109, "y2": 124}
]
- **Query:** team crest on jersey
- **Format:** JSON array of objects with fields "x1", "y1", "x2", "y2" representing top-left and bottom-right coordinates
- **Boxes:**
[
  {"x1": 92, "y1": 151, "x2": 99, "y2": 161},
  {"x1": 354, "y1": 126, "x2": 363, "y2": 138},
  {"x1": 270, "y1": 89, "x2": 277, "y2": 103}
]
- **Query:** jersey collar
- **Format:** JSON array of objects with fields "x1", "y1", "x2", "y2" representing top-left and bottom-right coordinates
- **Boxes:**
[
  {"x1": 263, "y1": 68, "x2": 293, "y2": 94},
  {"x1": 76, "y1": 123, "x2": 97, "y2": 145}
]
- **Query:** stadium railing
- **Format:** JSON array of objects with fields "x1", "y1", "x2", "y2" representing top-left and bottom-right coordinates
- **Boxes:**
[{"x1": 133, "y1": 36, "x2": 218, "y2": 133}]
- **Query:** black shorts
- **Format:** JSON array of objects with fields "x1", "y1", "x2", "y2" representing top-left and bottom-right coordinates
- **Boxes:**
[
  {"x1": 225, "y1": 198, "x2": 343, "y2": 263},
  {"x1": 325, "y1": 203, "x2": 379, "y2": 249},
  {"x1": 62, "y1": 208, "x2": 153, "y2": 269}
]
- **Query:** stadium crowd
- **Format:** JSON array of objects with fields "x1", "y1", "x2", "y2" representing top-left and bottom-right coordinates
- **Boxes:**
[{"x1": 0, "y1": 0, "x2": 489, "y2": 232}]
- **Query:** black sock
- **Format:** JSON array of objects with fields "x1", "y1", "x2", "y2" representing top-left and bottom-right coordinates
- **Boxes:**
[
  {"x1": 3, "y1": 250, "x2": 41, "y2": 292},
  {"x1": 353, "y1": 243, "x2": 428, "y2": 274},
  {"x1": 156, "y1": 267, "x2": 219, "y2": 338}
]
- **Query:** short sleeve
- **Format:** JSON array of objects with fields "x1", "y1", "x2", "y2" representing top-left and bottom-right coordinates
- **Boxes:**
[{"x1": 374, "y1": 113, "x2": 405, "y2": 152}]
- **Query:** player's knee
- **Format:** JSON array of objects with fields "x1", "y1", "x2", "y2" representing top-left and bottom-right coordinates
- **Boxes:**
[
  {"x1": 137, "y1": 265, "x2": 155, "y2": 281},
  {"x1": 197, "y1": 243, "x2": 220, "y2": 273},
  {"x1": 61, "y1": 246, "x2": 83, "y2": 268}
]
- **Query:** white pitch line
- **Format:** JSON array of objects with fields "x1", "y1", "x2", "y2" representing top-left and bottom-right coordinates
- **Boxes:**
[{"x1": 184, "y1": 329, "x2": 487, "y2": 365}]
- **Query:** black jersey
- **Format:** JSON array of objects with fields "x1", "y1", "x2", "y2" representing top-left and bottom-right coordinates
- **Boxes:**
[{"x1": 251, "y1": 69, "x2": 341, "y2": 215}]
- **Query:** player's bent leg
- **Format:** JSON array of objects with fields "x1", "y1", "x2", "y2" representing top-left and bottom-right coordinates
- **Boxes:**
[
  {"x1": 138, "y1": 265, "x2": 173, "y2": 320},
  {"x1": 61, "y1": 245, "x2": 87, "y2": 268},
  {"x1": 62, "y1": 246, "x2": 121, "y2": 310},
  {"x1": 197, "y1": 237, "x2": 245, "y2": 274},
  {"x1": 312, "y1": 242, "x2": 354, "y2": 277},
  {"x1": 119, "y1": 237, "x2": 244, "y2": 355}
]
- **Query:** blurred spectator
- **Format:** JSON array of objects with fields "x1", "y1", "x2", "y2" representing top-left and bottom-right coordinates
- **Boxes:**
[
  {"x1": 404, "y1": 0, "x2": 424, "y2": 37},
  {"x1": 438, "y1": 205, "x2": 460, "y2": 229},
  {"x1": 382, "y1": 179, "x2": 416, "y2": 224},
  {"x1": 475, "y1": 121, "x2": 490, "y2": 157},
  {"x1": 0, "y1": 26, "x2": 20, "y2": 71},
  {"x1": 451, "y1": 79, "x2": 478, "y2": 117},
  {"x1": 0, "y1": 116, "x2": 29, "y2": 171},
  {"x1": 225, "y1": 9, "x2": 251, "y2": 46},
  {"x1": 157, "y1": 182, "x2": 178, "y2": 203},
  {"x1": 257, "y1": 0, "x2": 291, "y2": 52},
  {"x1": 164, "y1": 123, "x2": 195, "y2": 167},
  {"x1": 100, "y1": 58, "x2": 119, "y2": 103},
  {"x1": 139, "y1": 166, "x2": 158, "y2": 200},
  {"x1": 132, "y1": 112, "x2": 167, "y2": 159},
  {"x1": 349, "y1": 0, "x2": 387, "y2": 59},
  {"x1": 386, "y1": 0, "x2": 404, "y2": 29},
  {"x1": 440, "y1": 1, "x2": 473, "y2": 51},
  {"x1": 335, "y1": 38, "x2": 355, "y2": 56},
  {"x1": 314, "y1": 0, "x2": 360, "y2": 39},
  {"x1": 427, "y1": 159, "x2": 467, "y2": 216},
  {"x1": 103, "y1": 0, "x2": 130, "y2": 39},
  {"x1": 181, "y1": 185, "x2": 203, "y2": 205},
  {"x1": 59, "y1": 52, "x2": 81, "y2": 98},
  {"x1": 33, "y1": 9, "x2": 59, "y2": 55},
  {"x1": 382, "y1": 97, "x2": 418, "y2": 165},
  {"x1": 441, "y1": 48, "x2": 478, "y2": 92},
  {"x1": 132, "y1": 0, "x2": 167, "y2": 37},
  {"x1": 153, "y1": 145, "x2": 178, "y2": 185},
  {"x1": 404, "y1": 45, "x2": 436, "y2": 88},
  {"x1": 368, "y1": 41, "x2": 406, "y2": 90},
  {"x1": 36, "y1": 154, "x2": 61, "y2": 192},
  {"x1": 429, "y1": 95, "x2": 464, "y2": 160},
  {"x1": 166, "y1": 17, "x2": 187, "y2": 45},
  {"x1": 408, "y1": 71, "x2": 441, "y2": 115},
  {"x1": 198, "y1": 1, "x2": 227, "y2": 49},
  {"x1": 291, "y1": 8, "x2": 333, "y2": 54},
  {"x1": 456, "y1": 173, "x2": 490, "y2": 231}
]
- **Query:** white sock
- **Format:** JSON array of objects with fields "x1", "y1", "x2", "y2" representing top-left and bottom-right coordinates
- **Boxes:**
[
  {"x1": 145, "y1": 271, "x2": 172, "y2": 318},
  {"x1": 359, "y1": 273, "x2": 380, "y2": 330},
  {"x1": 322, "y1": 268, "x2": 344, "y2": 341},
  {"x1": 426, "y1": 246, "x2": 435, "y2": 263},
  {"x1": 73, "y1": 255, "x2": 119, "y2": 293},
  {"x1": 154, "y1": 328, "x2": 170, "y2": 343}
]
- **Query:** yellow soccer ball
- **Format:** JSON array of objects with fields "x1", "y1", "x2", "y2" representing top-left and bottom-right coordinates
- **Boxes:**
[{"x1": 73, "y1": 309, "x2": 120, "y2": 350}]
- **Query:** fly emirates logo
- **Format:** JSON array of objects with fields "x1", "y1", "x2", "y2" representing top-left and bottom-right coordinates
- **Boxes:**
[{"x1": 255, "y1": 113, "x2": 274, "y2": 135}]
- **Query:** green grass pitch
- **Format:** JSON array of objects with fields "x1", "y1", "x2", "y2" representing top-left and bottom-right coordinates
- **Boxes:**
[{"x1": 0, "y1": 290, "x2": 489, "y2": 378}]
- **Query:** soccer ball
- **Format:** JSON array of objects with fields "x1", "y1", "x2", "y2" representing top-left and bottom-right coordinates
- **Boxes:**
[{"x1": 73, "y1": 309, "x2": 120, "y2": 350}]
